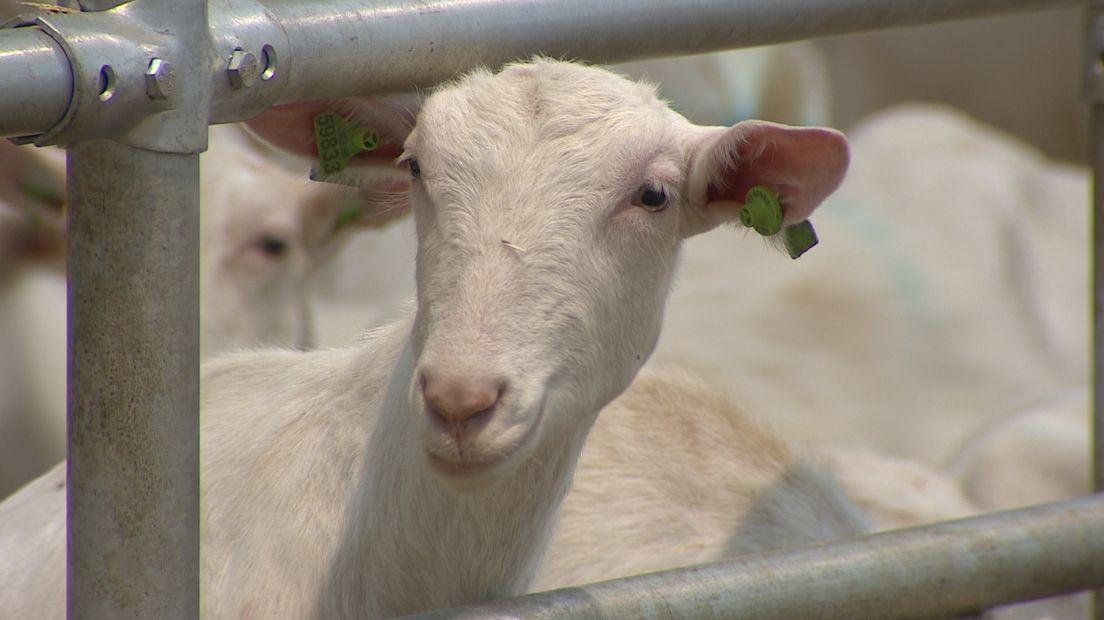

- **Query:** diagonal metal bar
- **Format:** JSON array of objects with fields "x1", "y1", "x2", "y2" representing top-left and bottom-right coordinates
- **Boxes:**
[{"x1": 400, "y1": 496, "x2": 1104, "y2": 620}]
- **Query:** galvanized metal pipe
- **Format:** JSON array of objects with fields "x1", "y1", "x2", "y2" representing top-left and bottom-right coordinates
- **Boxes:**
[
  {"x1": 0, "y1": 25, "x2": 71, "y2": 138},
  {"x1": 64, "y1": 0, "x2": 208, "y2": 617},
  {"x1": 1094, "y1": 97, "x2": 1104, "y2": 620},
  {"x1": 265, "y1": 0, "x2": 1082, "y2": 103},
  {"x1": 0, "y1": 0, "x2": 1085, "y2": 140},
  {"x1": 67, "y1": 140, "x2": 200, "y2": 619},
  {"x1": 402, "y1": 496, "x2": 1104, "y2": 620},
  {"x1": 1088, "y1": 4, "x2": 1104, "y2": 617},
  {"x1": 1096, "y1": 100, "x2": 1104, "y2": 504}
]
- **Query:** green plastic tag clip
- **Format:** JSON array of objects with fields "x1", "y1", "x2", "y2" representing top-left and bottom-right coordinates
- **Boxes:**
[
  {"x1": 740, "y1": 186, "x2": 783, "y2": 236},
  {"x1": 310, "y1": 111, "x2": 381, "y2": 183},
  {"x1": 741, "y1": 185, "x2": 819, "y2": 259},
  {"x1": 335, "y1": 202, "x2": 367, "y2": 231}
]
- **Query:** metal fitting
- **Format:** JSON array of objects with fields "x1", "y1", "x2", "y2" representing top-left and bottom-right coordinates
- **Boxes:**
[
  {"x1": 227, "y1": 49, "x2": 258, "y2": 89},
  {"x1": 144, "y1": 57, "x2": 175, "y2": 100}
]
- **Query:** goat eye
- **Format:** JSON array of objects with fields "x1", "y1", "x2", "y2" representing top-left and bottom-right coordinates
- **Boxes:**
[
  {"x1": 634, "y1": 185, "x2": 668, "y2": 211},
  {"x1": 408, "y1": 158, "x2": 421, "y2": 178},
  {"x1": 256, "y1": 235, "x2": 289, "y2": 258}
]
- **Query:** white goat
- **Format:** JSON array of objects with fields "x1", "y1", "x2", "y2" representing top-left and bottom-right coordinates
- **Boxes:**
[
  {"x1": 0, "y1": 141, "x2": 67, "y2": 498},
  {"x1": 945, "y1": 389, "x2": 1093, "y2": 620},
  {"x1": 0, "y1": 58, "x2": 850, "y2": 618},
  {"x1": 308, "y1": 43, "x2": 831, "y2": 345},
  {"x1": 199, "y1": 122, "x2": 407, "y2": 355},
  {"x1": 536, "y1": 365, "x2": 870, "y2": 590},
  {"x1": 656, "y1": 104, "x2": 1089, "y2": 464},
  {"x1": 0, "y1": 124, "x2": 406, "y2": 499},
  {"x1": 307, "y1": 72, "x2": 1090, "y2": 474},
  {"x1": 948, "y1": 387, "x2": 1090, "y2": 512},
  {"x1": 536, "y1": 366, "x2": 984, "y2": 592}
]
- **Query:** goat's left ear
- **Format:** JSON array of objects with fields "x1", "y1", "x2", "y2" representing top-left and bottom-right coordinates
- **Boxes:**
[
  {"x1": 297, "y1": 171, "x2": 411, "y2": 263},
  {"x1": 245, "y1": 92, "x2": 420, "y2": 175},
  {"x1": 682, "y1": 121, "x2": 848, "y2": 238}
]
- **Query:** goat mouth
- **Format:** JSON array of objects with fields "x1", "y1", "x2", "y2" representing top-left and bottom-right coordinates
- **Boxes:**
[
  {"x1": 425, "y1": 406, "x2": 543, "y2": 479},
  {"x1": 425, "y1": 452, "x2": 505, "y2": 478}
]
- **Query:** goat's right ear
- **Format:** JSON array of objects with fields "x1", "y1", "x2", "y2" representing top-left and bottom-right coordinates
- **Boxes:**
[{"x1": 245, "y1": 93, "x2": 421, "y2": 176}]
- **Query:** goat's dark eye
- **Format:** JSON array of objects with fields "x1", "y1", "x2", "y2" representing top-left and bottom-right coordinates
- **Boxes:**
[
  {"x1": 634, "y1": 185, "x2": 669, "y2": 211},
  {"x1": 256, "y1": 235, "x2": 289, "y2": 258},
  {"x1": 408, "y1": 158, "x2": 421, "y2": 178}
]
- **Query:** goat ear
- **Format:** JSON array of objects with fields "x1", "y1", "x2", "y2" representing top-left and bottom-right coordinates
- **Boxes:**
[
  {"x1": 245, "y1": 93, "x2": 421, "y2": 171},
  {"x1": 682, "y1": 121, "x2": 848, "y2": 238},
  {"x1": 297, "y1": 171, "x2": 411, "y2": 263}
]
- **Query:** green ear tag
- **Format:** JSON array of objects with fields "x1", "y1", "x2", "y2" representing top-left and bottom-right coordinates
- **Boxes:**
[
  {"x1": 742, "y1": 186, "x2": 819, "y2": 259},
  {"x1": 335, "y1": 201, "x2": 367, "y2": 230},
  {"x1": 783, "y1": 220, "x2": 818, "y2": 259},
  {"x1": 740, "y1": 186, "x2": 783, "y2": 236},
  {"x1": 311, "y1": 111, "x2": 381, "y2": 181}
]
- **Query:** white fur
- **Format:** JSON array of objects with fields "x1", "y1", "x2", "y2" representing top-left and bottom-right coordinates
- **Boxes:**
[
  {"x1": 0, "y1": 59, "x2": 848, "y2": 618},
  {"x1": 308, "y1": 81, "x2": 1090, "y2": 475},
  {"x1": 819, "y1": 447, "x2": 979, "y2": 531},
  {"x1": 655, "y1": 104, "x2": 1088, "y2": 464},
  {"x1": 310, "y1": 44, "x2": 833, "y2": 344},
  {"x1": 948, "y1": 388, "x2": 1090, "y2": 512},
  {"x1": 537, "y1": 367, "x2": 986, "y2": 592},
  {"x1": 0, "y1": 125, "x2": 403, "y2": 499},
  {"x1": 537, "y1": 365, "x2": 869, "y2": 590},
  {"x1": 199, "y1": 123, "x2": 406, "y2": 355},
  {"x1": 0, "y1": 142, "x2": 68, "y2": 498},
  {"x1": 0, "y1": 270, "x2": 66, "y2": 498}
]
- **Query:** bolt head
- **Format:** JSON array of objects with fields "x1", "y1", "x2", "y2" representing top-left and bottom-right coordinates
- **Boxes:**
[
  {"x1": 227, "y1": 50, "x2": 258, "y2": 90},
  {"x1": 144, "y1": 58, "x2": 175, "y2": 100}
]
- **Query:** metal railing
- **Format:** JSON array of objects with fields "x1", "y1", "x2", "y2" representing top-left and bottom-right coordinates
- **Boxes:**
[
  {"x1": 401, "y1": 496, "x2": 1104, "y2": 619},
  {"x1": 0, "y1": 0, "x2": 1095, "y2": 618}
]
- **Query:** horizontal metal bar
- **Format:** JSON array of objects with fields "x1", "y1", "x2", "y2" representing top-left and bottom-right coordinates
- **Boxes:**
[
  {"x1": 0, "y1": 25, "x2": 72, "y2": 138},
  {"x1": 0, "y1": 0, "x2": 1084, "y2": 140},
  {"x1": 267, "y1": 0, "x2": 1083, "y2": 103},
  {"x1": 401, "y1": 496, "x2": 1104, "y2": 620}
]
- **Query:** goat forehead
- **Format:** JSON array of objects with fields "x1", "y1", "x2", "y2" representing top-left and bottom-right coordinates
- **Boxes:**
[{"x1": 417, "y1": 62, "x2": 679, "y2": 176}]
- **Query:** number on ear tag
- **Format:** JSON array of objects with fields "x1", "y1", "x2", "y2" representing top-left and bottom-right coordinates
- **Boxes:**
[{"x1": 310, "y1": 112, "x2": 381, "y2": 185}]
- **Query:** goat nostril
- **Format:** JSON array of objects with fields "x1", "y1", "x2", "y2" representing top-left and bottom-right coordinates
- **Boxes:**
[{"x1": 421, "y1": 374, "x2": 506, "y2": 428}]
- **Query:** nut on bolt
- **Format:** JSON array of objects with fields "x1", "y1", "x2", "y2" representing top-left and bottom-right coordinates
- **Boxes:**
[
  {"x1": 227, "y1": 49, "x2": 258, "y2": 89},
  {"x1": 144, "y1": 58, "x2": 175, "y2": 100}
]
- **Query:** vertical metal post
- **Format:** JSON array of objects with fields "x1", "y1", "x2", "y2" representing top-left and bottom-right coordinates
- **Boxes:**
[
  {"x1": 66, "y1": 141, "x2": 199, "y2": 619},
  {"x1": 1090, "y1": 5, "x2": 1104, "y2": 619},
  {"x1": 1081, "y1": 5, "x2": 1104, "y2": 619}
]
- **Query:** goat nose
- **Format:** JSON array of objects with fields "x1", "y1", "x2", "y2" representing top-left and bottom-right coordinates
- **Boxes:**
[{"x1": 421, "y1": 371, "x2": 505, "y2": 427}]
